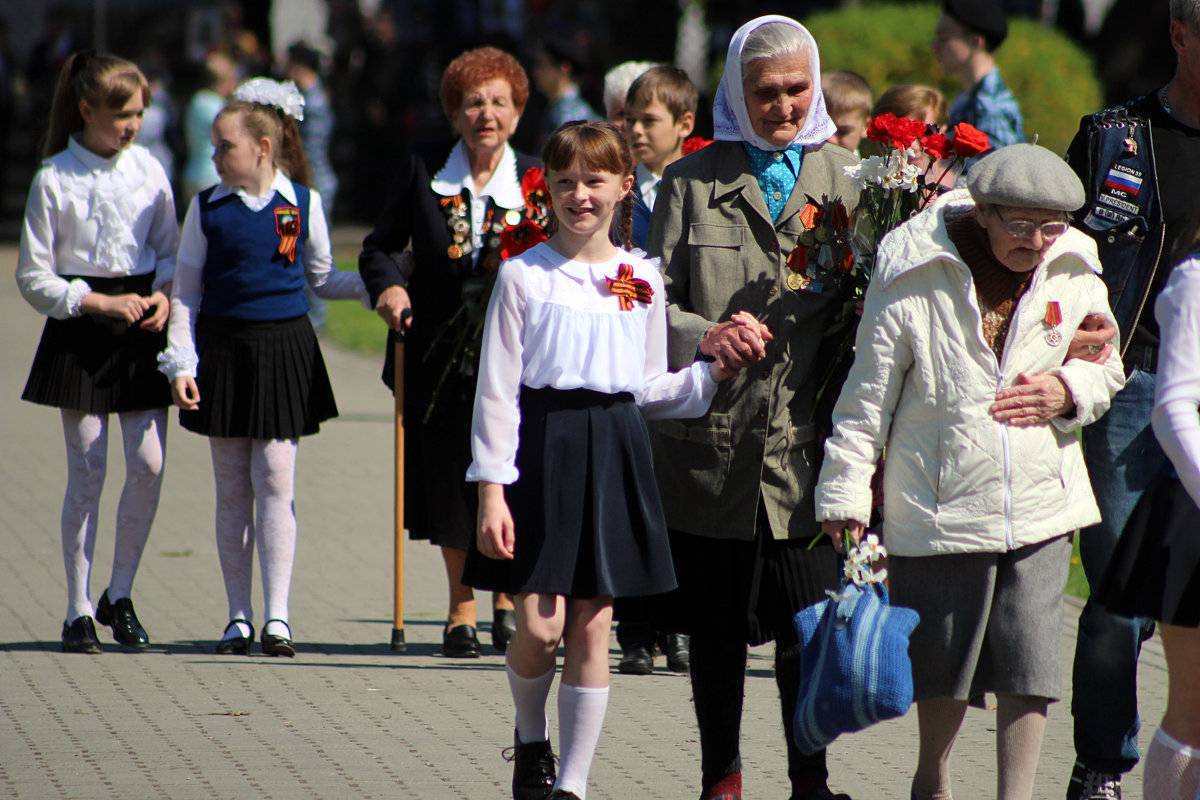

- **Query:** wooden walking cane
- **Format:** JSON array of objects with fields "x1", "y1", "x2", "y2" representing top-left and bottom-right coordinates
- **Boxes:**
[{"x1": 391, "y1": 308, "x2": 412, "y2": 652}]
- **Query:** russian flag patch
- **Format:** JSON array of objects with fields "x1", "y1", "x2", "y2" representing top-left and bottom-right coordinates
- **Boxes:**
[{"x1": 1103, "y1": 168, "x2": 1143, "y2": 194}]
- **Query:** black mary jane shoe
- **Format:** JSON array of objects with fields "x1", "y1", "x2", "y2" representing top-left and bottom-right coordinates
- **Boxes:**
[
  {"x1": 261, "y1": 619, "x2": 296, "y2": 657},
  {"x1": 215, "y1": 619, "x2": 255, "y2": 655},
  {"x1": 443, "y1": 623, "x2": 482, "y2": 658},
  {"x1": 95, "y1": 589, "x2": 150, "y2": 648},
  {"x1": 492, "y1": 608, "x2": 517, "y2": 653},
  {"x1": 61, "y1": 616, "x2": 103, "y2": 654}
]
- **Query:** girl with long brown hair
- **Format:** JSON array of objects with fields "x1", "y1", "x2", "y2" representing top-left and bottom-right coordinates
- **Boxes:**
[{"x1": 17, "y1": 51, "x2": 179, "y2": 654}]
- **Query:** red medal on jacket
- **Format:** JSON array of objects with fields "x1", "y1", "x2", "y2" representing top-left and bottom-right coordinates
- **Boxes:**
[
  {"x1": 1044, "y1": 301, "x2": 1063, "y2": 346},
  {"x1": 275, "y1": 206, "x2": 300, "y2": 263}
]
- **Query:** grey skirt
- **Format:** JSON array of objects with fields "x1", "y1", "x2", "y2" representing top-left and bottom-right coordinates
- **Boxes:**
[{"x1": 888, "y1": 535, "x2": 1071, "y2": 702}]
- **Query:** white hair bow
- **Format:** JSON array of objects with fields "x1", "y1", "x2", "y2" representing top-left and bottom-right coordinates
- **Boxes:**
[{"x1": 233, "y1": 78, "x2": 306, "y2": 121}]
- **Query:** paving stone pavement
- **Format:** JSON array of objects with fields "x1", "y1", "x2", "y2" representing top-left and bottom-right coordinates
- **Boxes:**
[{"x1": 0, "y1": 239, "x2": 1167, "y2": 799}]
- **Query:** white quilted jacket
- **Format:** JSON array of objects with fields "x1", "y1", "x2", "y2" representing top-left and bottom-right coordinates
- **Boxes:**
[{"x1": 815, "y1": 190, "x2": 1126, "y2": 556}]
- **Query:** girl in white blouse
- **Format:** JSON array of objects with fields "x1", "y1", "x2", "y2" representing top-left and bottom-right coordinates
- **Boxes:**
[
  {"x1": 16, "y1": 52, "x2": 178, "y2": 655},
  {"x1": 463, "y1": 121, "x2": 766, "y2": 800}
]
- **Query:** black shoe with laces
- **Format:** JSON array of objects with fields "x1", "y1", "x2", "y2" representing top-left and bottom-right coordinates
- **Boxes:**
[
  {"x1": 95, "y1": 589, "x2": 150, "y2": 648},
  {"x1": 1067, "y1": 761, "x2": 1122, "y2": 800},
  {"x1": 660, "y1": 632, "x2": 690, "y2": 672},
  {"x1": 506, "y1": 730, "x2": 556, "y2": 800},
  {"x1": 618, "y1": 644, "x2": 653, "y2": 675}
]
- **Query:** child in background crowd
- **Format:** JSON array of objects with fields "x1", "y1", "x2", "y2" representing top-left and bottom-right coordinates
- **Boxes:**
[
  {"x1": 464, "y1": 121, "x2": 763, "y2": 800},
  {"x1": 623, "y1": 66, "x2": 698, "y2": 251},
  {"x1": 16, "y1": 51, "x2": 179, "y2": 654},
  {"x1": 159, "y1": 78, "x2": 370, "y2": 657},
  {"x1": 822, "y1": 69, "x2": 873, "y2": 155}
]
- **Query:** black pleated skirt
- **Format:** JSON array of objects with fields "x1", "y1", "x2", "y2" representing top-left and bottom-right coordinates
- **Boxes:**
[
  {"x1": 1096, "y1": 475, "x2": 1200, "y2": 627},
  {"x1": 22, "y1": 274, "x2": 171, "y2": 414},
  {"x1": 463, "y1": 386, "x2": 676, "y2": 599},
  {"x1": 179, "y1": 312, "x2": 337, "y2": 439}
]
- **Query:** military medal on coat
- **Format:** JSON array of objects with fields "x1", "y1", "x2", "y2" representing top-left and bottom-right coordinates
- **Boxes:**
[
  {"x1": 1043, "y1": 301, "x2": 1064, "y2": 346},
  {"x1": 785, "y1": 198, "x2": 854, "y2": 294}
]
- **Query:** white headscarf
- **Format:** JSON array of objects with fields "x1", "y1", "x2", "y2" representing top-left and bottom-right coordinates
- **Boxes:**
[{"x1": 712, "y1": 15, "x2": 835, "y2": 151}]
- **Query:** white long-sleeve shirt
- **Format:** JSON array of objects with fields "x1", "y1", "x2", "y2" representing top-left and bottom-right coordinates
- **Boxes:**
[
  {"x1": 466, "y1": 243, "x2": 717, "y2": 485},
  {"x1": 158, "y1": 170, "x2": 369, "y2": 379},
  {"x1": 1151, "y1": 256, "x2": 1200, "y2": 507},
  {"x1": 16, "y1": 136, "x2": 178, "y2": 319}
]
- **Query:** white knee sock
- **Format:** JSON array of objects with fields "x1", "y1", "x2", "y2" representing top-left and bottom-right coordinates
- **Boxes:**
[
  {"x1": 1145, "y1": 728, "x2": 1200, "y2": 800},
  {"x1": 210, "y1": 438, "x2": 255, "y2": 627},
  {"x1": 252, "y1": 438, "x2": 298, "y2": 637},
  {"x1": 508, "y1": 660, "x2": 556, "y2": 744},
  {"x1": 108, "y1": 409, "x2": 167, "y2": 599},
  {"x1": 60, "y1": 411, "x2": 107, "y2": 622},
  {"x1": 554, "y1": 684, "x2": 609, "y2": 799}
]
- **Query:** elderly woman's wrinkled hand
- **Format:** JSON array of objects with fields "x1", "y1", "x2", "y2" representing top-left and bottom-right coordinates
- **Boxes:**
[
  {"x1": 990, "y1": 372, "x2": 1075, "y2": 426},
  {"x1": 1066, "y1": 313, "x2": 1117, "y2": 364},
  {"x1": 708, "y1": 311, "x2": 773, "y2": 380},
  {"x1": 701, "y1": 312, "x2": 774, "y2": 370},
  {"x1": 820, "y1": 519, "x2": 865, "y2": 554}
]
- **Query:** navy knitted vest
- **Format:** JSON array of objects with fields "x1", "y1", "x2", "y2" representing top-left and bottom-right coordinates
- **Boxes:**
[{"x1": 198, "y1": 184, "x2": 311, "y2": 320}]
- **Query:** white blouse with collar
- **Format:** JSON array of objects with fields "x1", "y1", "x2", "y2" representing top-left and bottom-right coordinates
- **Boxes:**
[
  {"x1": 466, "y1": 242, "x2": 717, "y2": 485},
  {"x1": 158, "y1": 170, "x2": 369, "y2": 380},
  {"x1": 16, "y1": 136, "x2": 178, "y2": 319},
  {"x1": 1152, "y1": 256, "x2": 1200, "y2": 506},
  {"x1": 430, "y1": 140, "x2": 525, "y2": 257}
]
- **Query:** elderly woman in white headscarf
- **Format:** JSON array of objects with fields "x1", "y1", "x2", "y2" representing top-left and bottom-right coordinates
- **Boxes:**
[{"x1": 644, "y1": 15, "x2": 859, "y2": 800}]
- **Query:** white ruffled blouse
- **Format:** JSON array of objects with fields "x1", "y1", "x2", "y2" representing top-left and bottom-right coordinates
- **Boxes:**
[
  {"x1": 466, "y1": 243, "x2": 717, "y2": 485},
  {"x1": 158, "y1": 170, "x2": 369, "y2": 379},
  {"x1": 16, "y1": 136, "x2": 178, "y2": 319}
]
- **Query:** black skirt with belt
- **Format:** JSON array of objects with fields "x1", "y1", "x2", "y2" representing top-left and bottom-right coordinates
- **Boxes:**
[
  {"x1": 179, "y1": 312, "x2": 338, "y2": 439},
  {"x1": 22, "y1": 273, "x2": 171, "y2": 414},
  {"x1": 464, "y1": 386, "x2": 677, "y2": 599}
]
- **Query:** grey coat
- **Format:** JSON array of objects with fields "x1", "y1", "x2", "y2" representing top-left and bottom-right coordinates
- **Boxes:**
[{"x1": 647, "y1": 140, "x2": 860, "y2": 542}]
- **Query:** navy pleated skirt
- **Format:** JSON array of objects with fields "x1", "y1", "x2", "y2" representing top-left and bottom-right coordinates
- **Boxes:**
[
  {"x1": 464, "y1": 386, "x2": 677, "y2": 599},
  {"x1": 22, "y1": 274, "x2": 171, "y2": 414},
  {"x1": 179, "y1": 312, "x2": 337, "y2": 439}
]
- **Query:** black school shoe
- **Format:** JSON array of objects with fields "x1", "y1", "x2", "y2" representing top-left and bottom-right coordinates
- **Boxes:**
[
  {"x1": 493, "y1": 609, "x2": 517, "y2": 652},
  {"x1": 506, "y1": 731, "x2": 556, "y2": 800},
  {"x1": 443, "y1": 624, "x2": 482, "y2": 658},
  {"x1": 61, "y1": 616, "x2": 103, "y2": 654},
  {"x1": 216, "y1": 619, "x2": 255, "y2": 655},
  {"x1": 261, "y1": 619, "x2": 295, "y2": 657},
  {"x1": 95, "y1": 589, "x2": 150, "y2": 648}
]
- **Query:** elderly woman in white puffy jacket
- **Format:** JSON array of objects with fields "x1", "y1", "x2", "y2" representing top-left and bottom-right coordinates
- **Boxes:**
[{"x1": 815, "y1": 144, "x2": 1125, "y2": 800}]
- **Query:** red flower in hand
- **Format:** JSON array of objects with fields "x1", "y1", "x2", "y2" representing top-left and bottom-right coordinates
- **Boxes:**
[
  {"x1": 950, "y1": 123, "x2": 990, "y2": 157},
  {"x1": 499, "y1": 220, "x2": 547, "y2": 262},
  {"x1": 521, "y1": 167, "x2": 549, "y2": 213},
  {"x1": 867, "y1": 113, "x2": 927, "y2": 151},
  {"x1": 920, "y1": 133, "x2": 952, "y2": 160}
]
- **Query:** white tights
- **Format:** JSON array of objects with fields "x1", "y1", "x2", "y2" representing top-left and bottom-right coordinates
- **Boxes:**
[
  {"x1": 60, "y1": 409, "x2": 167, "y2": 623},
  {"x1": 209, "y1": 437, "x2": 298, "y2": 636}
]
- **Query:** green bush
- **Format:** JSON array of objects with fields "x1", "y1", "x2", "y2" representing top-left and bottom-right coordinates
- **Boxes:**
[{"x1": 801, "y1": 2, "x2": 1103, "y2": 156}]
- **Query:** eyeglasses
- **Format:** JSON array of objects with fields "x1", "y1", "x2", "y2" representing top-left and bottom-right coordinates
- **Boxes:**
[{"x1": 992, "y1": 208, "x2": 1070, "y2": 240}]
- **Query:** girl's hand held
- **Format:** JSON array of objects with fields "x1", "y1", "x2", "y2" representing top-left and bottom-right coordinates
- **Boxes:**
[
  {"x1": 140, "y1": 291, "x2": 170, "y2": 331},
  {"x1": 81, "y1": 292, "x2": 151, "y2": 324},
  {"x1": 477, "y1": 482, "x2": 516, "y2": 560},
  {"x1": 172, "y1": 377, "x2": 200, "y2": 411}
]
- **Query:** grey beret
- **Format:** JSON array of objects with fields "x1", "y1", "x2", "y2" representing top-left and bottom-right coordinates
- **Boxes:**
[{"x1": 967, "y1": 143, "x2": 1086, "y2": 212}]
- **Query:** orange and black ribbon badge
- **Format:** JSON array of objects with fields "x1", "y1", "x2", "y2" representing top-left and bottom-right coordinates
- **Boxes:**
[
  {"x1": 606, "y1": 263, "x2": 653, "y2": 310},
  {"x1": 275, "y1": 206, "x2": 300, "y2": 263}
]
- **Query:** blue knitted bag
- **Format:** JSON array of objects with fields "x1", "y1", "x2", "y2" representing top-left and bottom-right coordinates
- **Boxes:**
[{"x1": 792, "y1": 580, "x2": 920, "y2": 755}]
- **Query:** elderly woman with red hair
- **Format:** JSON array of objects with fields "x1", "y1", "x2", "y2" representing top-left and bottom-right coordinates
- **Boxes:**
[{"x1": 358, "y1": 47, "x2": 539, "y2": 658}]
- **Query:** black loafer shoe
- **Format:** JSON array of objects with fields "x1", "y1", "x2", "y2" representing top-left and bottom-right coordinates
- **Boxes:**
[
  {"x1": 493, "y1": 609, "x2": 517, "y2": 652},
  {"x1": 547, "y1": 790, "x2": 581, "y2": 800},
  {"x1": 443, "y1": 623, "x2": 482, "y2": 658},
  {"x1": 95, "y1": 590, "x2": 150, "y2": 648},
  {"x1": 61, "y1": 616, "x2": 103, "y2": 654},
  {"x1": 506, "y1": 730, "x2": 556, "y2": 800},
  {"x1": 216, "y1": 619, "x2": 254, "y2": 655},
  {"x1": 660, "y1": 632, "x2": 690, "y2": 672},
  {"x1": 261, "y1": 619, "x2": 295, "y2": 657},
  {"x1": 618, "y1": 644, "x2": 653, "y2": 675}
]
